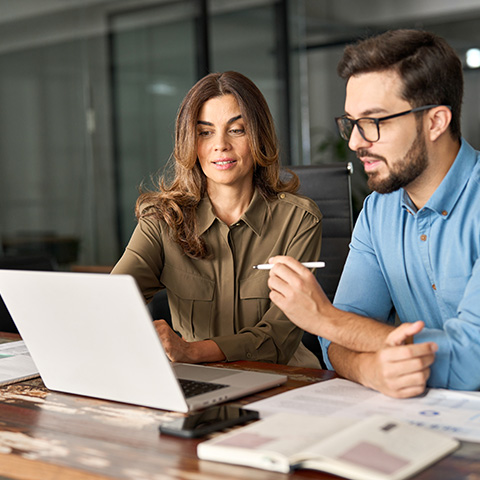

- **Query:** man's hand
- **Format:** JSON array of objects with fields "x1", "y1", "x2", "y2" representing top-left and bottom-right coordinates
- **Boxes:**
[
  {"x1": 386, "y1": 320, "x2": 425, "y2": 346},
  {"x1": 356, "y1": 321, "x2": 438, "y2": 398},
  {"x1": 267, "y1": 255, "x2": 332, "y2": 336},
  {"x1": 153, "y1": 320, "x2": 225, "y2": 363},
  {"x1": 267, "y1": 255, "x2": 393, "y2": 351}
]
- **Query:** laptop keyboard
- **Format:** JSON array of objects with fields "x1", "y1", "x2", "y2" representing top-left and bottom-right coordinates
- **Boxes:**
[{"x1": 179, "y1": 378, "x2": 228, "y2": 398}]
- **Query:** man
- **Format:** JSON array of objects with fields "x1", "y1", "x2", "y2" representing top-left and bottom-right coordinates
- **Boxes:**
[{"x1": 267, "y1": 29, "x2": 480, "y2": 398}]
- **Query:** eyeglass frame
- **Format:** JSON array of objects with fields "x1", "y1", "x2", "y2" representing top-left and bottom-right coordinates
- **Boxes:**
[{"x1": 335, "y1": 104, "x2": 451, "y2": 143}]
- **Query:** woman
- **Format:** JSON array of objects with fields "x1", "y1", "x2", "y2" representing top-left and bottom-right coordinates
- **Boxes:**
[{"x1": 112, "y1": 71, "x2": 322, "y2": 367}]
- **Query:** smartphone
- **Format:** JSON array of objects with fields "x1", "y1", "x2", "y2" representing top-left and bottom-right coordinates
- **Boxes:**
[{"x1": 159, "y1": 405, "x2": 259, "y2": 438}]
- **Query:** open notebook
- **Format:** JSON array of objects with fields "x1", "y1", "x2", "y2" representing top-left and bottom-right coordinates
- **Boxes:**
[{"x1": 0, "y1": 270, "x2": 286, "y2": 412}]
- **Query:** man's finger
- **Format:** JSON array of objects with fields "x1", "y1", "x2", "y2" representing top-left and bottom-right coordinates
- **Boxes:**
[
  {"x1": 380, "y1": 342, "x2": 437, "y2": 363},
  {"x1": 387, "y1": 320, "x2": 425, "y2": 346}
]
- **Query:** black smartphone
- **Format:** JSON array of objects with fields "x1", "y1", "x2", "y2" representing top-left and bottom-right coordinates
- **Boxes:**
[{"x1": 159, "y1": 405, "x2": 259, "y2": 438}]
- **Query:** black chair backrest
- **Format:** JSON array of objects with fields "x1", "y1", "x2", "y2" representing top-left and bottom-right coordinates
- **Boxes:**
[
  {"x1": 290, "y1": 162, "x2": 353, "y2": 301},
  {"x1": 0, "y1": 254, "x2": 57, "y2": 333},
  {"x1": 289, "y1": 163, "x2": 354, "y2": 365}
]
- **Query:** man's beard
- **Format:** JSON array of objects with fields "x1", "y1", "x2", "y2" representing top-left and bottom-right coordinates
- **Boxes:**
[{"x1": 358, "y1": 128, "x2": 428, "y2": 194}]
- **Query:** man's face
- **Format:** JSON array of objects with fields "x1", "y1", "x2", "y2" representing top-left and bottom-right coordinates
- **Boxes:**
[{"x1": 344, "y1": 70, "x2": 428, "y2": 194}]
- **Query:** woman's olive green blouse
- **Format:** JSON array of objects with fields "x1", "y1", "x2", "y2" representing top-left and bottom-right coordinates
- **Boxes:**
[{"x1": 112, "y1": 189, "x2": 323, "y2": 368}]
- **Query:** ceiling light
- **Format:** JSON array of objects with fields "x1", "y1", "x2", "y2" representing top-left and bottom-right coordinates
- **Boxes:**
[{"x1": 466, "y1": 48, "x2": 480, "y2": 69}]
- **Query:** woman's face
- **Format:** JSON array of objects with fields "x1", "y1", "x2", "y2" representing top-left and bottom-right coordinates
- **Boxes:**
[{"x1": 196, "y1": 94, "x2": 254, "y2": 192}]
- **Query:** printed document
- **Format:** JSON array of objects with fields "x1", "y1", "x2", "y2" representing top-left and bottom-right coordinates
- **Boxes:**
[{"x1": 247, "y1": 378, "x2": 480, "y2": 443}]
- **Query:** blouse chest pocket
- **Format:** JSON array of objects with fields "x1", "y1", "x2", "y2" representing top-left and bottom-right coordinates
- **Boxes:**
[
  {"x1": 160, "y1": 264, "x2": 215, "y2": 340},
  {"x1": 239, "y1": 272, "x2": 271, "y2": 323}
]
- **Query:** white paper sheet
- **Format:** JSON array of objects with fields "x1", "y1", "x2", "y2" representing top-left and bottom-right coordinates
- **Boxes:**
[{"x1": 247, "y1": 378, "x2": 480, "y2": 443}]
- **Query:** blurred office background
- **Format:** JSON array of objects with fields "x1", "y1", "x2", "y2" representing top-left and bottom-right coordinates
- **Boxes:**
[{"x1": 1, "y1": 0, "x2": 480, "y2": 268}]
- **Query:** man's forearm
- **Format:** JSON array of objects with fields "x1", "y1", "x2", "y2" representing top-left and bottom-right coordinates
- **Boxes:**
[
  {"x1": 327, "y1": 343, "x2": 370, "y2": 385},
  {"x1": 318, "y1": 305, "x2": 394, "y2": 352}
]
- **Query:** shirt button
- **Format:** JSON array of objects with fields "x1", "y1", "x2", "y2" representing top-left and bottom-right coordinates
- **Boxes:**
[
  {"x1": 420, "y1": 234, "x2": 427, "y2": 241},
  {"x1": 441, "y1": 210, "x2": 448, "y2": 216},
  {"x1": 246, "y1": 353, "x2": 252, "y2": 359},
  {"x1": 279, "y1": 193, "x2": 286, "y2": 199}
]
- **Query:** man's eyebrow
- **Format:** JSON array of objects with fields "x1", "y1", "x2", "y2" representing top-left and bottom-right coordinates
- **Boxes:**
[
  {"x1": 344, "y1": 108, "x2": 388, "y2": 118},
  {"x1": 197, "y1": 114, "x2": 243, "y2": 126}
]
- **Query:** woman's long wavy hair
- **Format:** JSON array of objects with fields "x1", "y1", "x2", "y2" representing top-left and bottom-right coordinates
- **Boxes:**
[{"x1": 136, "y1": 71, "x2": 299, "y2": 259}]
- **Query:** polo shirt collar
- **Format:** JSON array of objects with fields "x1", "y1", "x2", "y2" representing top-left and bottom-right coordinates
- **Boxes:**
[
  {"x1": 402, "y1": 138, "x2": 476, "y2": 218},
  {"x1": 425, "y1": 138, "x2": 475, "y2": 218},
  {"x1": 197, "y1": 188, "x2": 267, "y2": 236}
]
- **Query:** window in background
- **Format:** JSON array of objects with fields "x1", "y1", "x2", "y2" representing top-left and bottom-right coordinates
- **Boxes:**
[
  {"x1": 0, "y1": 18, "x2": 118, "y2": 267},
  {"x1": 209, "y1": 0, "x2": 292, "y2": 162},
  {"x1": 109, "y1": 1, "x2": 198, "y2": 248},
  {"x1": 0, "y1": 43, "x2": 86, "y2": 264}
]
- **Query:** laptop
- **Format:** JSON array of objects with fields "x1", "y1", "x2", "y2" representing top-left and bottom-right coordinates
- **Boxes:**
[{"x1": 0, "y1": 270, "x2": 287, "y2": 412}]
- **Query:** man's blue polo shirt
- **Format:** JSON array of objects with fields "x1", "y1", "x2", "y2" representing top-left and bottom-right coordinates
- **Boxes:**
[{"x1": 320, "y1": 139, "x2": 480, "y2": 390}]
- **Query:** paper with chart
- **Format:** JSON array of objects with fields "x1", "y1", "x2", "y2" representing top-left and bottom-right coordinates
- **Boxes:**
[
  {"x1": 0, "y1": 340, "x2": 39, "y2": 386},
  {"x1": 247, "y1": 378, "x2": 480, "y2": 443}
]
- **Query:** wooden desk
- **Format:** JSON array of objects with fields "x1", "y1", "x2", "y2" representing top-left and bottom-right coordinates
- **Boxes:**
[{"x1": 0, "y1": 352, "x2": 479, "y2": 479}]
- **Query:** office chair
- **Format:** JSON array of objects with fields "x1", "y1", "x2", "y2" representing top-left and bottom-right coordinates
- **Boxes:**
[
  {"x1": 0, "y1": 254, "x2": 58, "y2": 333},
  {"x1": 147, "y1": 289, "x2": 172, "y2": 325},
  {"x1": 289, "y1": 163, "x2": 354, "y2": 365}
]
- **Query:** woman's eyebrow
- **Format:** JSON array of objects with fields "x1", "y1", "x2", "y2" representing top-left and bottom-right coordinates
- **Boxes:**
[
  {"x1": 197, "y1": 115, "x2": 242, "y2": 127},
  {"x1": 227, "y1": 114, "x2": 242, "y2": 124}
]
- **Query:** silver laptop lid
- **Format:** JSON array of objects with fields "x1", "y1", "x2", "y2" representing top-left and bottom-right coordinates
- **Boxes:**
[{"x1": 0, "y1": 270, "x2": 189, "y2": 412}]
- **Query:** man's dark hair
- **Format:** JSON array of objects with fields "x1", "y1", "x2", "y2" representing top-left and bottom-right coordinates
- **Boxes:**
[{"x1": 337, "y1": 29, "x2": 463, "y2": 140}]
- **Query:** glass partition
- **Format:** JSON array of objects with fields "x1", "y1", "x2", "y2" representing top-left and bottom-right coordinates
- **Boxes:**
[{"x1": 110, "y1": 1, "x2": 198, "y2": 247}]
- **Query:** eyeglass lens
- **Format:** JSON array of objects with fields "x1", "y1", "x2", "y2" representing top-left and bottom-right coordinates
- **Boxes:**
[{"x1": 338, "y1": 117, "x2": 379, "y2": 142}]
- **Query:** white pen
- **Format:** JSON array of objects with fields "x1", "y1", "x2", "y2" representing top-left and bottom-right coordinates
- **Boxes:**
[{"x1": 253, "y1": 261, "x2": 325, "y2": 270}]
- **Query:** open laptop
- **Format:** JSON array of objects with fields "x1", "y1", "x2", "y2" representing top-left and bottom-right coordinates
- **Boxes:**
[{"x1": 0, "y1": 270, "x2": 287, "y2": 412}]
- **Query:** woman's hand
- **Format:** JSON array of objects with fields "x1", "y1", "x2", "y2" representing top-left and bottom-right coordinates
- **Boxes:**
[{"x1": 153, "y1": 319, "x2": 225, "y2": 363}]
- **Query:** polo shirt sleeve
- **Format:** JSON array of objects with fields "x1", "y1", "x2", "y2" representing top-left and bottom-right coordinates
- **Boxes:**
[
  {"x1": 414, "y1": 257, "x2": 480, "y2": 390},
  {"x1": 320, "y1": 198, "x2": 396, "y2": 370}
]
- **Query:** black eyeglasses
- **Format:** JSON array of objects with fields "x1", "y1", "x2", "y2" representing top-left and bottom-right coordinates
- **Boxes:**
[{"x1": 335, "y1": 105, "x2": 450, "y2": 143}]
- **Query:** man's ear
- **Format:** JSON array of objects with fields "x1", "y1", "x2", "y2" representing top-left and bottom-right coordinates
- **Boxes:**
[{"x1": 427, "y1": 106, "x2": 452, "y2": 142}]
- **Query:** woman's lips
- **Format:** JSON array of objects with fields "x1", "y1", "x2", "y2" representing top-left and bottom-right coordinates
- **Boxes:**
[{"x1": 212, "y1": 159, "x2": 237, "y2": 169}]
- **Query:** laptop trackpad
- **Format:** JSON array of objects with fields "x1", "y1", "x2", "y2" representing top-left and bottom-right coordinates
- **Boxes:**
[{"x1": 173, "y1": 363, "x2": 241, "y2": 382}]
